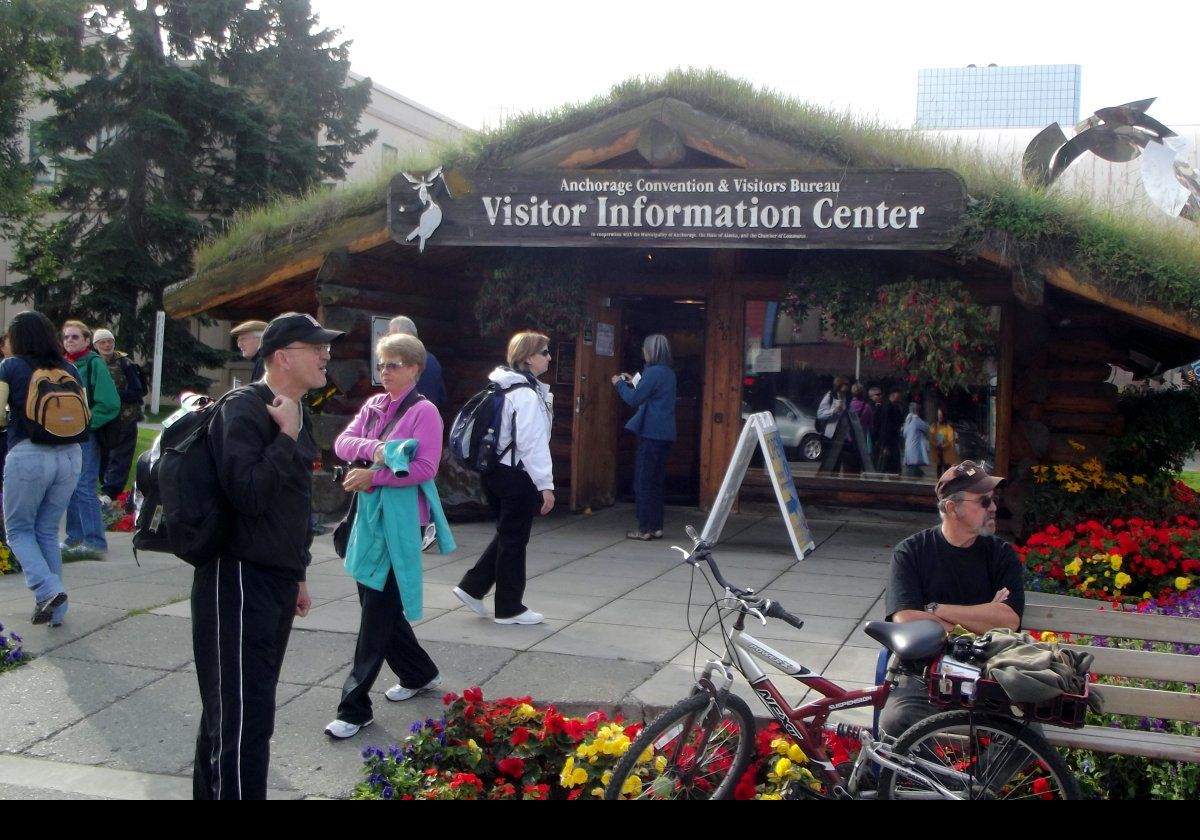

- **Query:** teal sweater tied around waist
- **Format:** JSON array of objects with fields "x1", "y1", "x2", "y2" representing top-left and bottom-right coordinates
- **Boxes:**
[{"x1": 343, "y1": 438, "x2": 456, "y2": 620}]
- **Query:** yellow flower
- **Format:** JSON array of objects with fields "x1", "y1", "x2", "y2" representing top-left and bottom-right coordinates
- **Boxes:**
[
  {"x1": 1132, "y1": 475, "x2": 1147, "y2": 486},
  {"x1": 513, "y1": 703, "x2": 537, "y2": 720},
  {"x1": 637, "y1": 746, "x2": 654, "y2": 765},
  {"x1": 1064, "y1": 481, "x2": 1083, "y2": 493},
  {"x1": 1143, "y1": 591, "x2": 1152, "y2": 600},
  {"x1": 654, "y1": 755, "x2": 667, "y2": 773},
  {"x1": 1114, "y1": 572, "x2": 1131, "y2": 589},
  {"x1": 1176, "y1": 577, "x2": 1192, "y2": 592},
  {"x1": 774, "y1": 758, "x2": 793, "y2": 778},
  {"x1": 591, "y1": 786, "x2": 605, "y2": 799},
  {"x1": 1040, "y1": 632, "x2": 1058, "y2": 644},
  {"x1": 1069, "y1": 439, "x2": 1086, "y2": 452},
  {"x1": 787, "y1": 744, "x2": 808, "y2": 764},
  {"x1": 758, "y1": 793, "x2": 783, "y2": 800},
  {"x1": 560, "y1": 756, "x2": 577, "y2": 787},
  {"x1": 1064, "y1": 558, "x2": 1083, "y2": 576},
  {"x1": 620, "y1": 775, "x2": 643, "y2": 796},
  {"x1": 1109, "y1": 555, "x2": 1122, "y2": 571},
  {"x1": 770, "y1": 738, "x2": 791, "y2": 756}
]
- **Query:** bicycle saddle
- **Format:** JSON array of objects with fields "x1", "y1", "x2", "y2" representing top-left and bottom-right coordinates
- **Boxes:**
[{"x1": 862, "y1": 620, "x2": 946, "y2": 661}]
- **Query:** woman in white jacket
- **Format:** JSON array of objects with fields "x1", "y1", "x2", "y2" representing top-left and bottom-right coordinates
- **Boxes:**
[{"x1": 453, "y1": 331, "x2": 555, "y2": 625}]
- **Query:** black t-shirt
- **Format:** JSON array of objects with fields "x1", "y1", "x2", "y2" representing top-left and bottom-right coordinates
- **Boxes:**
[
  {"x1": 0, "y1": 356, "x2": 83, "y2": 449},
  {"x1": 885, "y1": 526, "x2": 1025, "y2": 625}
]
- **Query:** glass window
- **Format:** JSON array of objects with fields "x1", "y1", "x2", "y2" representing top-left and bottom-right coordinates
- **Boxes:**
[{"x1": 742, "y1": 301, "x2": 997, "y2": 486}]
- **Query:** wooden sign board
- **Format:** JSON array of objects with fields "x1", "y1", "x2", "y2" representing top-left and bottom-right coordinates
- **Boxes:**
[
  {"x1": 389, "y1": 168, "x2": 967, "y2": 252},
  {"x1": 703, "y1": 411, "x2": 815, "y2": 560}
]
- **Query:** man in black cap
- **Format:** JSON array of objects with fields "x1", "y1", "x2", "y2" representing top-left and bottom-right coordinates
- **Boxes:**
[
  {"x1": 192, "y1": 312, "x2": 343, "y2": 799},
  {"x1": 879, "y1": 460, "x2": 1024, "y2": 737}
]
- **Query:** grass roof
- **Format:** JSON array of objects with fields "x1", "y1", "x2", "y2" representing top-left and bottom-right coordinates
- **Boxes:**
[{"x1": 189, "y1": 67, "x2": 1200, "y2": 320}]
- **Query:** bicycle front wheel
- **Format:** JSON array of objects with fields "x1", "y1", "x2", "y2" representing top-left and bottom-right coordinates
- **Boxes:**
[
  {"x1": 878, "y1": 710, "x2": 1081, "y2": 800},
  {"x1": 603, "y1": 692, "x2": 756, "y2": 800}
]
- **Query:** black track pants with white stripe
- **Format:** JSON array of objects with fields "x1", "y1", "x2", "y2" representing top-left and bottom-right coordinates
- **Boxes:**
[{"x1": 191, "y1": 557, "x2": 298, "y2": 800}]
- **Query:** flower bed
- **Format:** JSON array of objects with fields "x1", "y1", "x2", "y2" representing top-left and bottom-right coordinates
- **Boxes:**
[
  {"x1": 0, "y1": 621, "x2": 27, "y2": 674},
  {"x1": 354, "y1": 689, "x2": 835, "y2": 800},
  {"x1": 1019, "y1": 516, "x2": 1198, "y2": 606}
]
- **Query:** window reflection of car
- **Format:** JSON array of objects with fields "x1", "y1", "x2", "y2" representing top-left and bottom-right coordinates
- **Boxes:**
[{"x1": 741, "y1": 397, "x2": 824, "y2": 461}]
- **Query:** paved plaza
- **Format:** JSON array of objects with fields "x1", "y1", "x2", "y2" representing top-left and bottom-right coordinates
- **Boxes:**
[{"x1": 0, "y1": 503, "x2": 930, "y2": 799}]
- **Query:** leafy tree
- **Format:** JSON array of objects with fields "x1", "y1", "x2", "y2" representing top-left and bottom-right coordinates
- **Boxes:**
[{"x1": 6, "y1": 0, "x2": 373, "y2": 391}]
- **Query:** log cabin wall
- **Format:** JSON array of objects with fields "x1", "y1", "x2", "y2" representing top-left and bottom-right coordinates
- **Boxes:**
[
  {"x1": 1007, "y1": 300, "x2": 1124, "y2": 525},
  {"x1": 308, "y1": 251, "x2": 575, "y2": 519}
]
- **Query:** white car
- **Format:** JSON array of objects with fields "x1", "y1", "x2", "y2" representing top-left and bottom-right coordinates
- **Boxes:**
[{"x1": 742, "y1": 397, "x2": 824, "y2": 461}]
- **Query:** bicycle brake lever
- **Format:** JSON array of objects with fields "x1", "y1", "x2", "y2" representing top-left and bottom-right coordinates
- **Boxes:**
[{"x1": 747, "y1": 607, "x2": 767, "y2": 626}]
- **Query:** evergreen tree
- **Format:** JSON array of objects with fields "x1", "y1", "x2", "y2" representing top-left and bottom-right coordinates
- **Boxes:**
[
  {"x1": 0, "y1": 0, "x2": 86, "y2": 233},
  {"x1": 6, "y1": 0, "x2": 373, "y2": 391}
]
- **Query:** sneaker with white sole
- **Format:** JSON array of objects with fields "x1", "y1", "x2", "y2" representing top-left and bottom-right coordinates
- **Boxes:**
[
  {"x1": 325, "y1": 718, "x2": 373, "y2": 739},
  {"x1": 452, "y1": 586, "x2": 488, "y2": 618},
  {"x1": 421, "y1": 523, "x2": 437, "y2": 552},
  {"x1": 385, "y1": 674, "x2": 442, "y2": 702},
  {"x1": 494, "y1": 609, "x2": 543, "y2": 626}
]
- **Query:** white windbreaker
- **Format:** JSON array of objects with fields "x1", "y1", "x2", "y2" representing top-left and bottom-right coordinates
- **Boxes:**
[{"x1": 489, "y1": 366, "x2": 554, "y2": 491}]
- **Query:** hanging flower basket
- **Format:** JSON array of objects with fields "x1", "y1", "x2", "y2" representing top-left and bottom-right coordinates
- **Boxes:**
[{"x1": 474, "y1": 253, "x2": 590, "y2": 339}]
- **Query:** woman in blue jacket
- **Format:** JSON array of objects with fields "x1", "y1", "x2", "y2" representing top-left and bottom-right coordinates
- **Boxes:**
[{"x1": 612, "y1": 334, "x2": 676, "y2": 540}]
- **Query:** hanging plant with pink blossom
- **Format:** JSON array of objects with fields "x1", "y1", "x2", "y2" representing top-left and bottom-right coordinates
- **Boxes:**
[
  {"x1": 783, "y1": 255, "x2": 996, "y2": 392},
  {"x1": 474, "y1": 253, "x2": 590, "y2": 339}
]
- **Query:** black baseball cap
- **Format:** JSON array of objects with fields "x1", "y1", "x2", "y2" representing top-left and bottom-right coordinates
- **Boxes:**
[
  {"x1": 935, "y1": 460, "x2": 1007, "y2": 500},
  {"x1": 260, "y1": 312, "x2": 344, "y2": 355}
]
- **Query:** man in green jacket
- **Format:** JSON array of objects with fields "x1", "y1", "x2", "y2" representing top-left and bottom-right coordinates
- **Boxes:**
[{"x1": 61, "y1": 320, "x2": 120, "y2": 554}]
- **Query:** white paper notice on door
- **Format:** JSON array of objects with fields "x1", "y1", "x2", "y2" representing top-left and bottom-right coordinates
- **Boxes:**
[{"x1": 596, "y1": 322, "x2": 615, "y2": 357}]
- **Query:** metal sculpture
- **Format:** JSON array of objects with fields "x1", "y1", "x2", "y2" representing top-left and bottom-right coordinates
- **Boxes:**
[{"x1": 1022, "y1": 98, "x2": 1200, "y2": 222}]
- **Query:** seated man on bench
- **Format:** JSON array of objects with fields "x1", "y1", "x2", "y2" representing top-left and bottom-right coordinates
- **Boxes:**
[{"x1": 880, "y1": 460, "x2": 1024, "y2": 737}]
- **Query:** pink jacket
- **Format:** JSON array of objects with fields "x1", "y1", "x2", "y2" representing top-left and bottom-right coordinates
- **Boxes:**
[{"x1": 334, "y1": 386, "x2": 443, "y2": 523}]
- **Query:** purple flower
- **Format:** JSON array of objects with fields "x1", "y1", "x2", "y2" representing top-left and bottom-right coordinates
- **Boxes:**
[{"x1": 382, "y1": 785, "x2": 395, "y2": 800}]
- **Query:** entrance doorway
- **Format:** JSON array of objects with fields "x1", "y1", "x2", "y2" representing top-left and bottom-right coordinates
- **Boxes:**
[{"x1": 615, "y1": 296, "x2": 706, "y2": 506}]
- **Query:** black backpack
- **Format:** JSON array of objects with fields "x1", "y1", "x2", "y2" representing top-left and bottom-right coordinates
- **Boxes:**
[
  {"x1": 133, "y1": 388, "x2": 260, "y2": 566},
  {"x1": 448, "y1": 376, "x2": 534, "y2": 473}
]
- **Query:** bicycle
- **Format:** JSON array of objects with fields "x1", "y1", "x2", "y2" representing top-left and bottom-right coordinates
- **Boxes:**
[{"x1": 603, "y1": 526, "x2": 1082, "y2": 800}]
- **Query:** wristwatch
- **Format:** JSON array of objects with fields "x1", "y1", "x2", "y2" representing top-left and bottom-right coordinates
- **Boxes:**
[{"x1": 924, "y1": 602, "x2": 940, "y2": 615}]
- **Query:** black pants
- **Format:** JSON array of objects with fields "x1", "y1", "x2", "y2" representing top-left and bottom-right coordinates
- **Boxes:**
[
  {"x1": 98, "y1": 418, "x2": 138, "y2": 499},
  {"x1": 337, "y1": 567, "x2": 439, "y2": 725},
  {"x1": 192, "y1": 557, "x2": 297, "y2": 800},
  {"x1": 879, "y1": 673, "x2": 940, "y2": 738},
  {"x1": 458, "y1": 464, "x2": 539, "y2": 619}
]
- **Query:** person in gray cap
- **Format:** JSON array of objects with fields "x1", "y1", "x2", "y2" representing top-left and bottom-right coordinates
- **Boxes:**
[
  {"x1": 192, "y1": 311, "x2": 343, "y2": 799},
  {"x1": 92, "y1": 328, "x2": 146, "y2": 503},
  {"x1": 230, "y1": 319, "x2": 268, "y2": 382},
  {"x1": 879, "y1": 460, "x2": 1024, "y2": 737},
  {"x1": 388, "y1": 315, "x2": 446, "y2": 408}
]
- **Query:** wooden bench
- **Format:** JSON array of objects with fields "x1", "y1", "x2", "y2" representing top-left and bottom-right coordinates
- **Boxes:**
[{"x1": 1023, "y1": 593, "x2": 1200, "y2": 763}]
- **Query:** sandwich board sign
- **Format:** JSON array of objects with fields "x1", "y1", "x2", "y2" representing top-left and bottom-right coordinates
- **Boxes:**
[{"x1": 702, "y1": 411, "x2": 815, "y2": 560}]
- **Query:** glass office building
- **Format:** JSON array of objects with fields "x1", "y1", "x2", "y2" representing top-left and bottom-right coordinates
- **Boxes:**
[{"x1": 916, "y1": 64, "x2": 1081, "y2": 129}]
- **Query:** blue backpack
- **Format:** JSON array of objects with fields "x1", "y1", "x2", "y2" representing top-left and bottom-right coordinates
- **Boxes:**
[{"x1": 448, "y1": 379, "x2": 533, "y2": 473}]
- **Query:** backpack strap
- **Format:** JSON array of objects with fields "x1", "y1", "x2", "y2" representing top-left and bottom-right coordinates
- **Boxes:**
[
  {"x1": 370, "y1": 388, "x2": 426, "y2": 441},
  {"x1": 496, "y1": 378, "x2": 536, "y2": 468}
]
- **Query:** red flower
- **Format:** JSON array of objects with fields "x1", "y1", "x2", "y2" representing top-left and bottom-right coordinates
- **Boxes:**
[
  {"x1": 497, "y1": 757, "x2": 525, "y2": 779},
  {"x1": 511, "y1": 727, "x2": 530, "y2": 746},
  {"x1": 463, "y1": 687, "x2": 483, "y2": 703}
]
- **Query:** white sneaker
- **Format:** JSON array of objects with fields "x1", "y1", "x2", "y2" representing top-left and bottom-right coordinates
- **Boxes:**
[
  {"x1": 495, "y1": 609, "x2": 544, "y2": 626},
  {"x1": 385, "y1": 674, "x2": 442, "y2": 702},
  {"x1": 325, "y1": 718, "x2": 373, "y2": 739},
  {"x1": 452, "y1": 586, "x2": 488, "y2": 618},
  {"x1": 99, "y1": 495, "x2": 112, "y2": 508},
  {"x1": 421, "y1": 523, "x2": 437, "y2": 551}
]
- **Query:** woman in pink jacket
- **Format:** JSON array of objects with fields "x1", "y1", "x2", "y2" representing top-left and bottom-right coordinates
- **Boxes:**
[{"x1": 324, "y1": 333, "x2": 443, "y2": 740}]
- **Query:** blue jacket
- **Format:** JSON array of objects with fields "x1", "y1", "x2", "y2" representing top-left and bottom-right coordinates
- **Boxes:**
[
  {"x1": 903, "y1": 414, "x2": 931, "y2": 466},
  {"x1": 615, "y1": 364, "x2": 677, "y2": 441},
  {"x1": 343, "y1": 438, "x2": 456, "y2": 619},
  {"x1": 417, "y1": 350, "x2": 447, "y2": 409}
]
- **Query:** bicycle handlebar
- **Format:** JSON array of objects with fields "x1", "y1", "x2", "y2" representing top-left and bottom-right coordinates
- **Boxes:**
[{"x1": 677, "y1": 538, "x2": 804, "y2": 631}]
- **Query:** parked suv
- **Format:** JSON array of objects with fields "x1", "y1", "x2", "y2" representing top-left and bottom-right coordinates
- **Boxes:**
[{"x1": 742, "y1": 397, "x2": 824, "y2": 461}]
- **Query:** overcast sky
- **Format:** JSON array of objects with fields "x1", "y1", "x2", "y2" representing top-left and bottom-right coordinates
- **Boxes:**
[{"x1": 310, "y1": 0, "x2": 1198, "y2": 131}]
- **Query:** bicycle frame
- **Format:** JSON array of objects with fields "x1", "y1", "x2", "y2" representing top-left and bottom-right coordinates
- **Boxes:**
[{"x1": 698, "y1": 604, "x2": 973, "y2": 798}]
